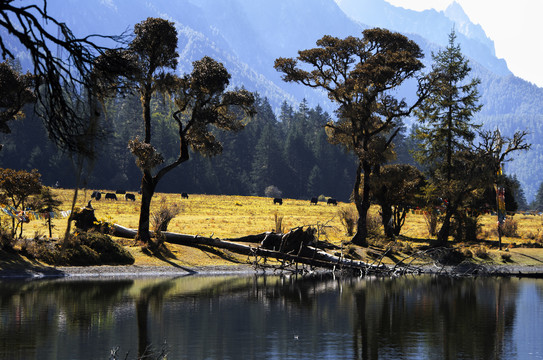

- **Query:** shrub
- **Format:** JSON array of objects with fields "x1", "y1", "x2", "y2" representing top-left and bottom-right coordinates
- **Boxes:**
[
  {"x1": 59, "y1": 244, "x2": 101, "y2": 266},
  {"x1": 501, "y1": 253, "x2": 512, "y2": 262},
  {"x1": 338, "y1": 207, "x2": 358, "y2": 236},
  {"x1": 474, "y1": 246, "x2": 489, "y2": 259},
  {"x1": 152, "y1": 197, "x2": 180, "y2": 232},
  {"x1": 452, "y1": 214, "x2": 481, "y2": 242},
  {"x1": 0, "y1": 226, "x2": 16, "y2": 251},
  {"x1": 25, "y1": 232, "x2": 134, "y2": 266},
  {"x1": 79, "y1": 231, "x2": 135, "y2": 265},
  {"x1": 461, "y1": 247, "x2": 473, "y2": 258},
  {"x1": 264, "y1": 185, "x2": 282, "y2": 198},
  {"x1": 500, "y1": 218, "x2": 518, "y2": 237}
]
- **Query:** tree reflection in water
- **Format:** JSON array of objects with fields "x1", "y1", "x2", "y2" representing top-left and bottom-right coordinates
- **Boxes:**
[
  {"x1": 352, "y1": 276, "x2": 519, "y2": 359},
  {"x1": 0, "y1": 274, "x2": 539, "y2": 359}
]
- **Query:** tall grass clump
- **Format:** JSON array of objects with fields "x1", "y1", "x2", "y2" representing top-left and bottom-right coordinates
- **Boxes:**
[
  {"x1": 500, "y1": 217, "x2": 519, "y2": 237},
  {"x1": 152, "y1": 197, "x2": 181, "y2": 233},
  {"x1": 338, "y1": 206, "x2": 358, "y2": 236}
]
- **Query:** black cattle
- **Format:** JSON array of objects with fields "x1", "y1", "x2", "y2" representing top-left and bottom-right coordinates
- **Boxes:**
[
  {"x1": 105, "y1": 193, "x2": 118, "y2": 201},
  {"x1": 125, "y1": 193, "x2": 136, "y2": 201},
  {"x1": 91, "y1": 191, "x2": 101, "y2": 201},
  {"x1": 310, "y1": 197, "x2": 318, "y2": 205},
  {"x1": 327, "y1": 198, "x2": 338, "y2": 206},
  {"x1": 181, "y1": 192, "x2": 189, "y2": 199},
  {"x1": 273, "y1": 198, "x2": 283, "y2": 205},
  {"x1": 115, "y1": 189, "x2": 126, "y2": 194}
]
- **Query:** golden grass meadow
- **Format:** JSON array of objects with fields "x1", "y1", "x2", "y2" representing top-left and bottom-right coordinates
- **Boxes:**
[{"x1": 6, "y1": 188, "x2": 543, "y2": 268}]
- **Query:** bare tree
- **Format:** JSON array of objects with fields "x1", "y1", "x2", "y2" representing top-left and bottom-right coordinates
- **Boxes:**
[{"x1": 0, "y1": 0, "x2": 124, "y2": 155}]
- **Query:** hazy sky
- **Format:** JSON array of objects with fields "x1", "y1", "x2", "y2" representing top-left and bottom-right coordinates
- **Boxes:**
[{"x1": 385, "y1": 0, "x2": 543, "y2": 88}]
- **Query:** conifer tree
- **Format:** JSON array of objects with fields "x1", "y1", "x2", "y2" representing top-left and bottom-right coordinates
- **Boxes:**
[
  {"x1": 414, "y1": 29, "x2": 482, "y2": 245},
  {"x1": 534, "y1": 182, "x2": 543, "y2": 211},
  {"x1": 414, "y1": 29, "x2": 482, "y2": 178}
]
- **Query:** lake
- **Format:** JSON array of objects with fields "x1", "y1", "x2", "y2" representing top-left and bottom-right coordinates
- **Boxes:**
[{"x1": 0, "y1": 273, "x2": 542, "y2": 359}]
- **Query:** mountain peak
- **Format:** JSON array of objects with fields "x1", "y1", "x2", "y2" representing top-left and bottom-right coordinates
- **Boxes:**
[
  {"x1": 442, "y1": 1, "x2": 496, "y2": 57},
  {"x1": 444, "y1": 1, "x2": 470, "y2": 24}
]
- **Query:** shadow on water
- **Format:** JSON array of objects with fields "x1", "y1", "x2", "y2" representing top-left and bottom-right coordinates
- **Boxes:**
[{"x1": 0, "y1": 274, "x2": 541, "y2": 359}]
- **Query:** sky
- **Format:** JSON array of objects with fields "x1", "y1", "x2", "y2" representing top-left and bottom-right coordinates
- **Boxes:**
[{"x1": 385, "y1": 0, "x2": 543, "y2": 88}]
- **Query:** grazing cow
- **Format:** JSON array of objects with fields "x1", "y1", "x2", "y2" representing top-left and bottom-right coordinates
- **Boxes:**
[
  {"x1": 273, "y1": 198, "x2": 283, "y2": 205},
  {"x1": 327, "y1": 198, "x2": 338, "y2": 206},
  {"x1": 105, "y1": 193, "x2": 118, "y2": 201},
  {"x1": 310, "y1": 197, "x2": 318, "y2": 205},
  {"x1": 125, "y1": 193, "x2": 136, "y2": 201},
  {"x1": 115, "y1": 189, "x2": 126, "y2": 194},
  {"x1": 91, "y1": 191, "x2": 101, "y2": 201},
  {"x1": 181, "y1": 192, "x2": 189, "y2": 199}
]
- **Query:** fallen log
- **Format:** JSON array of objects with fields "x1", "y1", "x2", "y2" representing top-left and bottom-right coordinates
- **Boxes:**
[{"x1": 109, "y1": 224, "x2": 388, "y2": 274}]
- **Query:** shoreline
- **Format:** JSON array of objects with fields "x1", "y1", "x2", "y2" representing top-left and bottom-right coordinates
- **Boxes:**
[
  {"x1": 2, "y1": 262, "x2": 543, "y2": 279},
  {"x1": 0, "y1": 263, "x2": 261, "y2": 279}
]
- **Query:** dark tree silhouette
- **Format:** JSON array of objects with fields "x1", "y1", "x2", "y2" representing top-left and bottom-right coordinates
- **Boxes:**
[
  {"x1": 0, "y1": 0, "x2": 124, "y2": 155},
  {"x1": 0, "y1": 60, "x2": 35, "y2": 136},
  {"x1": 102, "y1": 18, "x2": 255, "y2": 244}
]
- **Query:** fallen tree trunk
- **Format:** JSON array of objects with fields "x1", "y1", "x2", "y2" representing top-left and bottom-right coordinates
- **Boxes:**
[{"x1": 110, "y1": 224, "x2": 389, "y2": 274}]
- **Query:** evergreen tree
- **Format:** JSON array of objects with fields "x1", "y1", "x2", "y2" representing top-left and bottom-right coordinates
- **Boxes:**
[
  {"x1": 279, "y1": 100, "x2": 295, "y2": 132},
  {"x1": 414, "y1": 29, "x2": 483, "y2": 245},
  {"x1": 250, "y1": 123, "x2": 285, "y2": 196},
  {"x1": 414, "y1": 29, "x2": 482, "y2": 178},
  {"x1": 533, "y1": 182, "x2": 543, "y2": 211}
]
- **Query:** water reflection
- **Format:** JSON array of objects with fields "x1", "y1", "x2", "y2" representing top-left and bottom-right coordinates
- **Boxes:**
[
  {"x1": 352, "y1": 277, "x2": 520, "y2": 360},
  {"x1": 0, "y1": 274, "x2": 541, "y2": 359}
]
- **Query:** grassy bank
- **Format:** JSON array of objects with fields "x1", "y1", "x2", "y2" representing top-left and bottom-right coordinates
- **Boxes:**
[{"x1": 2, "y1": 188, "x2": 543, "y2": 269}]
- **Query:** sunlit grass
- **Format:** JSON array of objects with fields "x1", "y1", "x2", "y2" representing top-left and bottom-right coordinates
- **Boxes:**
[
  {"x1": 4, "y1": 188, "x2": 543, "y2": 268},
  {"x1": 10, "y1": 188, "x2": 543, "y2": 249}
]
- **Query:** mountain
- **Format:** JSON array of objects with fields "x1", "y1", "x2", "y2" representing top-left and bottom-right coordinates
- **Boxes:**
[
  {"x1": 3, "y1": 0, "x2": 543, "y2": 201},
  {"x1": 334, "y1": 0, "x2": 509, "y2": 76}
]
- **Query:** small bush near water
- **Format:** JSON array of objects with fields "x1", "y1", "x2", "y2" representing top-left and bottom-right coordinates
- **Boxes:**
[
  {"x1": 21, "y1": 231, "x2": 134, "y2": 266},
  {"x1": 474, "y1": 246, "x2": 490, "y2": 259}
]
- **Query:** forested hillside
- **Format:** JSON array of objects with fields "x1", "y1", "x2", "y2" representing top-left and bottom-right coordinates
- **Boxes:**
[{"x1": 0, "y1": 95, "x2": 359, "y2": 201}]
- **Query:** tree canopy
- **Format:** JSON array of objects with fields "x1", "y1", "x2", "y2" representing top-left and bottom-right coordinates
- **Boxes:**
[
  {"x1": 102, "y1": 17, "x2": 256, "y2": 244},
  {"x1": 0, "y1": 60, "x2": 35, "y2": 135},
  {"x1": 275, "y1": 27, "x2": 428, "y2": 246}
]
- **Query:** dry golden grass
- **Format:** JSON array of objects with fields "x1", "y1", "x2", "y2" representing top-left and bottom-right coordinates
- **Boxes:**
[
  {"x1": 16, "y1": 189, "x2": 358, "y2": 243},
  {"x1": 5, "y1": 188, "x2": 543, "y2": 267}
]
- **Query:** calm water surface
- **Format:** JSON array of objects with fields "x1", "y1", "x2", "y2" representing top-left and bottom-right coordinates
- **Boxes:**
[{"x1": 0, "y1": 274, "x2": 542, "y2": 359}]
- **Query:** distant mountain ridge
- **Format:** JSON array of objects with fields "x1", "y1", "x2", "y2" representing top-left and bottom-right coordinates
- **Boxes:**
[
  {"x1": 334, "y1": 0, "x2": 509, "y2": 76},
  {"x1": 4, "y1": 0, "x2": 543, "y2": 200}
]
